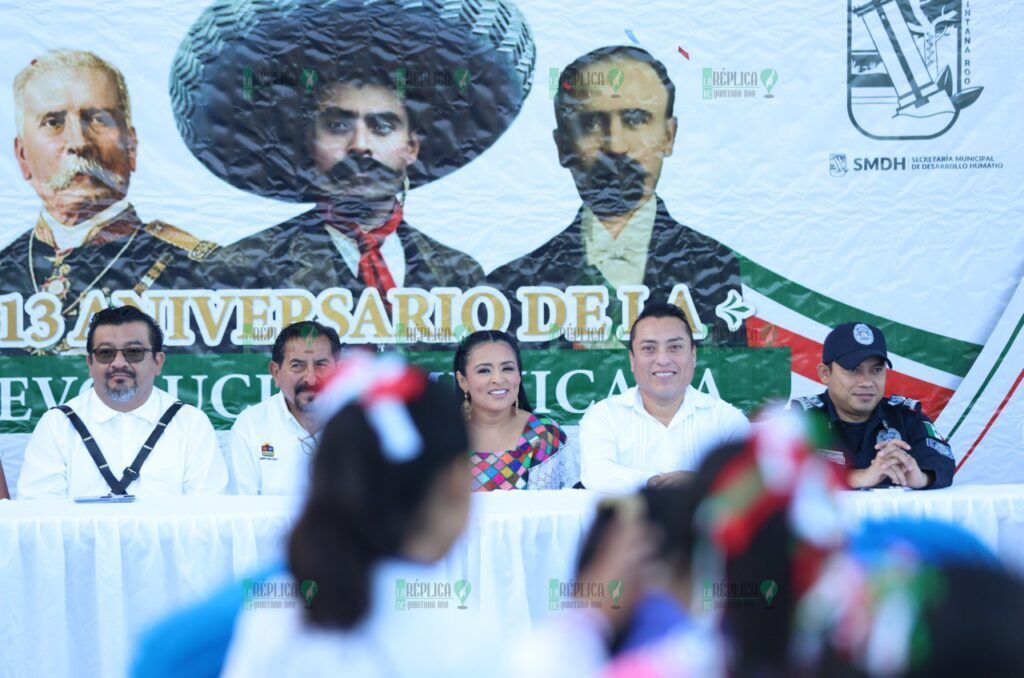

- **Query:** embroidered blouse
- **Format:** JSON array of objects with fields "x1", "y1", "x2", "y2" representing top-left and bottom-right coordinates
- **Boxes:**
[{"x1": 468, "y1": 414, "x2": 570, "y2": 491}]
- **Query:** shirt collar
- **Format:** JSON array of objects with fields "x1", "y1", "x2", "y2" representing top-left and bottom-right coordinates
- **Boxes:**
[
  {"x1": 820, "y1": 390, "x2": 883, "y2": 427},
  {"x1": 273, "y1": 391, "x2": 311, "y2": 436},
  {"x1": 323, "y1": 223, "x2": 405, "y2": 287},
  {"x1": 631, "y1": 385, "x2": 712, "y2": 426},
  {"x1": 581, "y1": 194, "x2": 657, "y2": 265},
  {"x1": 41, "y1": 197, "x2": 130, "y2": 250},
  {"x1": 89, "y1": 385, "x2": 163, "y2": 425}
]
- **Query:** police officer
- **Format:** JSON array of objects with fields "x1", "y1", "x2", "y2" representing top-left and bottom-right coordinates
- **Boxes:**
[{"x1": 793, "y1": 322, "x2": 954, "y2": 490}]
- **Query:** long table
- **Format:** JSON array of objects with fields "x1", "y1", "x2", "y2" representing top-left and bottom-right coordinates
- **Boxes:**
[{"x1": 2, "y1": 486, "x2": 1023, "y2": 678}]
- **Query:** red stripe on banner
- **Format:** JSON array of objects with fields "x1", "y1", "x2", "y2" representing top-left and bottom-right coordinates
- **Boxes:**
[
  {"x1": 955, "y1": 368, "x2": 1024, "y2": 474},
  {"x1": 746, "y1": 317, "x2": 954, "y2": 419}
]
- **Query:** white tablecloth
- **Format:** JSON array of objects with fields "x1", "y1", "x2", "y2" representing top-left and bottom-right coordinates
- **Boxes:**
[
  {"x1": 0, "y1": 491, "x2": 601, "y2": 678},
  {"x1": 3, "y1": 486, "x2": 1024, "y2": 678},
  {"x1": 837, "y1": 484, "x2": 1024, "y2": 575}
]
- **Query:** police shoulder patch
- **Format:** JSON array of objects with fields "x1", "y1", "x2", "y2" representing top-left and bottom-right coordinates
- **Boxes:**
[
  {"x1": 887, "y1": 395, "x2": 920, "y2": 410},
  {"x1": 926, "y1": 438, "x2": 954, "y2": 460},
  {"x1": 796, "y1": 395, "x2": 824, "y2": 410}
]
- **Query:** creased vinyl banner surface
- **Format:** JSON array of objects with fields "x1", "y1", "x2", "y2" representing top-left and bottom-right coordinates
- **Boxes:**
[{"x1": 0, "y1": 1, "x2": 1020, "y2": 461}]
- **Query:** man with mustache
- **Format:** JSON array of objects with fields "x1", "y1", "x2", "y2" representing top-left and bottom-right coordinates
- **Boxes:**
[
  {"x1": 226, "y1": 320, "x2": 340, "y2": 495},
  {"x1": 16, "y1": 306, "x2": 227, "y2": 498},
  {"x1": 205, "y1": 72, "x2": 482, "y2": 300},
  {"x1": 488, "y1": 46, "x2": 748, "y2": 346},
  {"x1": 0, "y1": 49, "x2": 216, "y2": 354},
  {"x1": 174, "y1": 0, "x2": 535, "y2": 350}
]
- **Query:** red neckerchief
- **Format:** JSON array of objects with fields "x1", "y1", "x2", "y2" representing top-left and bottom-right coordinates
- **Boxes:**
[{"x1": 324, "y1": 202, "x2": 403, "y2": 297}]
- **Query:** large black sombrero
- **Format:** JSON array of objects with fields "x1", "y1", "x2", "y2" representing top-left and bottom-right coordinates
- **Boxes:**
[{"x1": 170, "y1": 0, "x2": 535, "y2": 202}]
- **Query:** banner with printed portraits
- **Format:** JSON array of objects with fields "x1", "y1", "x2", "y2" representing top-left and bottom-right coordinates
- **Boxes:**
[{"x1": 0, "y1": 0, "x2": 1021, "y2": 484}]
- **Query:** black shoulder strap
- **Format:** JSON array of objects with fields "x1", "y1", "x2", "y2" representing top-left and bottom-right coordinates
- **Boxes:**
[
  {"x1": 57, "y1": 405, "x2": 121, "y2": 493},
  {"x1": 58, "y1": 401, "x2": 185, "y2": 495},
  {"x1": 120, "y1": 402, "x2": 185, "y2": 492}
]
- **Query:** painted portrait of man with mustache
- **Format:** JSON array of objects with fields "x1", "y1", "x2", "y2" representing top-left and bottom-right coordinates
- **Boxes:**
[
  {"x1": 184, "y1": 0, "x2": 537, "y2": 319},
  {"x1": 488, "y1": 46, "x2": 749, "y2": 348},
  {"x1": 0, "y1": 49, "x2": 217, "y2": 355}
]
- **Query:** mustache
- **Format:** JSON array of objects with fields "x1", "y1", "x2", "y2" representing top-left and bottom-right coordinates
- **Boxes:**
[
  {"x1": 573, "y1": 152, "x2": 649, "y2": 216},
  {"x1": 326, "y1": 155, "x2": 402, "y2": 185},
  {"x1": 580, "y1": 152, "x2": 648, "y2": 189},
  {"x1": 105, "y1": 367, "x2": 136, "y2": 380},
  {"x1": 45, "y1": 155, "x2": 126, "y2": 192}
]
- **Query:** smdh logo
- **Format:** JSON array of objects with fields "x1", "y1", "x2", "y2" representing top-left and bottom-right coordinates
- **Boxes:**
[
  {"x1": 830, "y1": 153, "x2": 849, "y2": 177},
  {"x1": 847, "y1": 0, "x2": 983, "y2": 139}
]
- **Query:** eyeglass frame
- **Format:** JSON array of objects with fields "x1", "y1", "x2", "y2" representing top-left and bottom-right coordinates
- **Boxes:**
[{"x1": 87, "y1": 346, "x2": 160, "y2": 364}]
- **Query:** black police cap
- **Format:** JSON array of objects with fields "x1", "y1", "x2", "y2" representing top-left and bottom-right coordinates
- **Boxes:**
[{"x1": 822, "y1": 322, "x2": 893, "y2": 370}]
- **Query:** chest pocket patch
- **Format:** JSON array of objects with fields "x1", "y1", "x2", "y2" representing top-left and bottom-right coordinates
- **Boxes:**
[{"x1": 876, "y1": 427, "x2": 903, "y2": 445}]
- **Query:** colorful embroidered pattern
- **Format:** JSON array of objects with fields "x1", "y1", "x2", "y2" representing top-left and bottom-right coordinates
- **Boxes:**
[{"x1": 469, "y1": 414, "x2": 565, "y2": 491}]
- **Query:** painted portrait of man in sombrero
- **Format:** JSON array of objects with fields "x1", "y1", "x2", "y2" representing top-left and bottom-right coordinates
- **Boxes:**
[{"x1": 171, "y1": 0, "x2": 535, "y2": 305}]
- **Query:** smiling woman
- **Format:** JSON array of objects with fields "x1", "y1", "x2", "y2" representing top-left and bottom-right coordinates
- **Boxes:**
[{"x1": 452, "y1": 330, "x2": 576, "y2": 491}]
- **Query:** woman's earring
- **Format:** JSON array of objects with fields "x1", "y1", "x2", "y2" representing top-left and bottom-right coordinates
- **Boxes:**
[
  {"x1": 513, "y1": 395, "x2": 518, "y2": 417},
  {"x1": 462, "y1": 390, "x2": 472, "y2": 421}
]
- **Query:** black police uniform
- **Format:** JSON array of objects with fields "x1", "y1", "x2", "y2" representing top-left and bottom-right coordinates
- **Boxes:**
[{"x1": 792, "y1": 391, "x2": 954, "y2": 489}]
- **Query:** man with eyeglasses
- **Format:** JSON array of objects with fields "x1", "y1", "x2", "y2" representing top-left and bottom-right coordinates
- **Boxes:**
[
  {"x1": 16, "y1": 306, "x2": 226, "y2": 498},
  {"x1": 579, "y1": 303, "x2": 749, "y2": 492},
  {"x1": 226, "y1": 321, "x2": 340, "y2": 495}
]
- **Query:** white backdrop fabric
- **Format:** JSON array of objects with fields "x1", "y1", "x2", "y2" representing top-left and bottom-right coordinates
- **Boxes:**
[{"x1": 937, "y1": 277, "x2": 1024, "y2": 484}]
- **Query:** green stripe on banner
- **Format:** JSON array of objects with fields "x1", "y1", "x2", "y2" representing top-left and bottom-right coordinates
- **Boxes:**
[
  {"x1": 947, "y1": 311, "x2": 1024, "y2": 439},
  {"x1": 738, "y1": 255, "x2": 981, "y2": 377}
]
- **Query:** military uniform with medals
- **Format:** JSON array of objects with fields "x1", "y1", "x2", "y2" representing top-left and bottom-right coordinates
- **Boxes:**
[{"x1": 0, "y1": 204, "x2": 217, "y2": 354}]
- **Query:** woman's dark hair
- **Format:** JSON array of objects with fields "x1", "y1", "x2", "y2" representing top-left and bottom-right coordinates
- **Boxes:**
[
  {"x1": 452, "y1": 330, "x2": 532, "y2": 412},
  {"x1": 287, "y1": 377, "x2": 467, "y2": 628}
]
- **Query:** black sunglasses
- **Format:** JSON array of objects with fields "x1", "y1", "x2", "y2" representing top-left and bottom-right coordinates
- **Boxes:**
[{"x1": 89, "y1": 347, "x2": 157, "y2": 364}]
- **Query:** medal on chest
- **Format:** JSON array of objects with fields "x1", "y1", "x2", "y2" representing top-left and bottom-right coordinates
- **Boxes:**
[{"x1": 40, "y1": 252, "x2": 73, "y2": 300}]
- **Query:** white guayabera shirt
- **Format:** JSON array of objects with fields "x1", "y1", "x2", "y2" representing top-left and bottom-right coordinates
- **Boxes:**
[
  {"x1": 16, "y1": 387, "x2": 227, "y2": 498},
  {"x1": 227, "y1": 392, "x2": 318, "y2": 495},
  {"x1": 579, "y1": 386, "x2": 750, "y2": 493}
]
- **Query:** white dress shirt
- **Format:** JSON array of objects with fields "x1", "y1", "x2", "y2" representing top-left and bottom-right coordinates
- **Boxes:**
[
  {"x1": 16, "y1": 387, "x2": 227, "y2": 499},
  {"x1": 579, "y1": 386, "x2": 750, "y2": 493},
  {"x1": 227, "y1": 392, "x2": 317, "y2": 495},
  {"x1": 325, "y1": 224, "x2": 406, "y2": 287}
]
